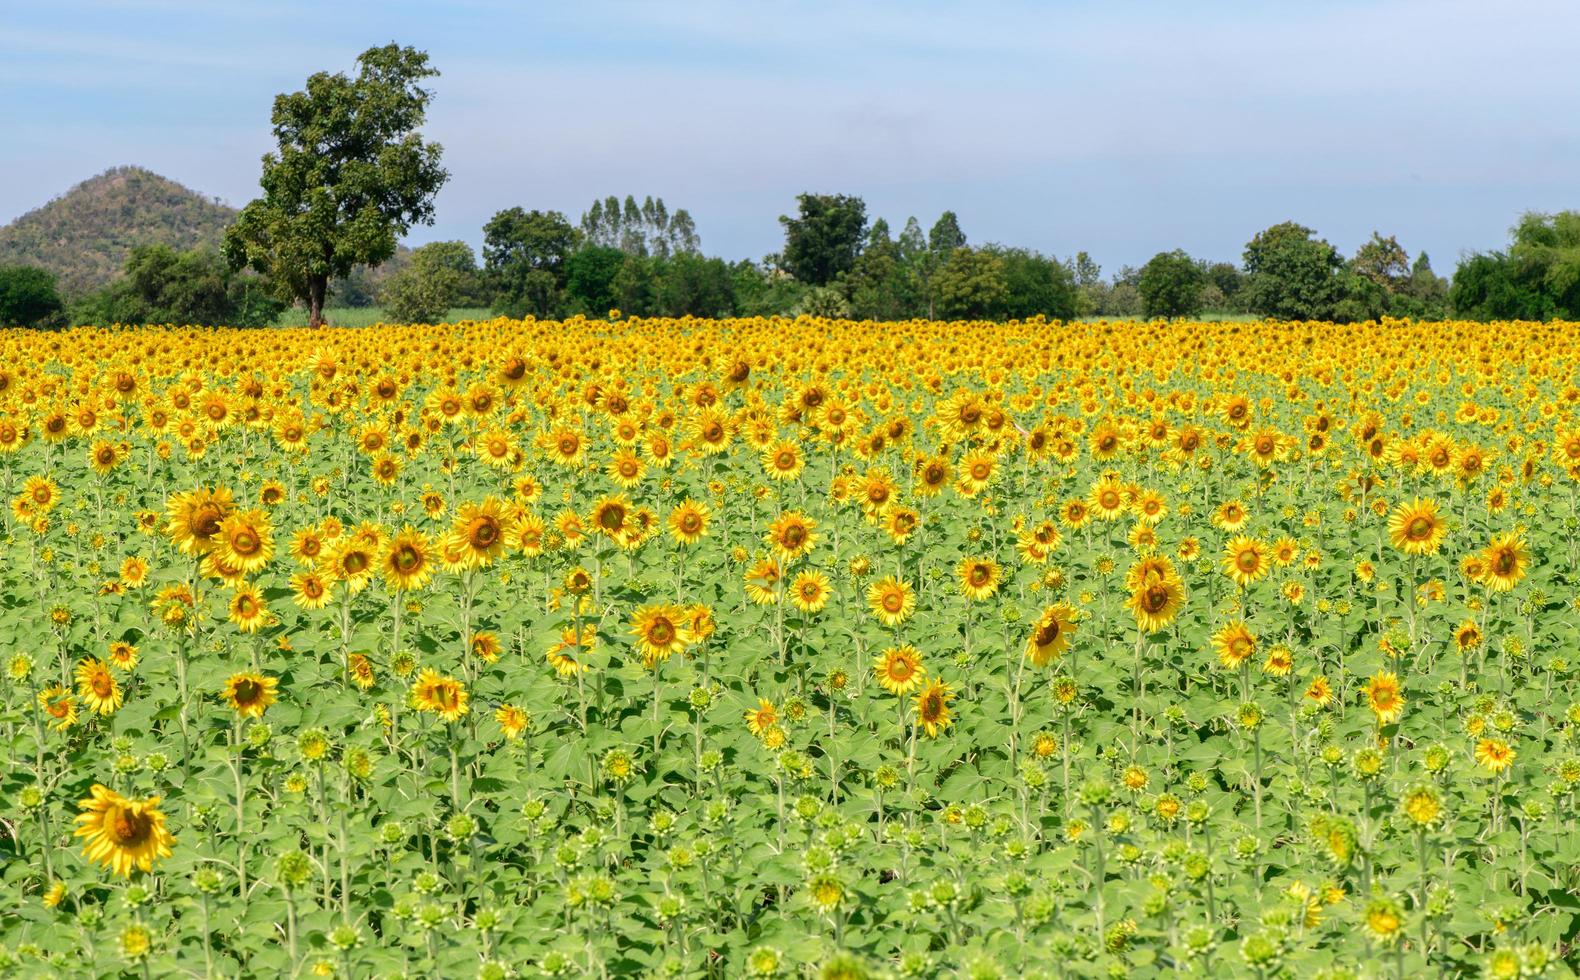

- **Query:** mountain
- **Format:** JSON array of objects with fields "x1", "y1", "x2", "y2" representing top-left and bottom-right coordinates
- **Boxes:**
[{"x1": 0, "y1": 167, "x2": 237, "y2": 296}]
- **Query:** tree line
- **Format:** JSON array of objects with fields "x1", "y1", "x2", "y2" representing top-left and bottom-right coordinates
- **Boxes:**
[{"x1": 2, "y1": 43, "x2": 1578, "y2": 327}]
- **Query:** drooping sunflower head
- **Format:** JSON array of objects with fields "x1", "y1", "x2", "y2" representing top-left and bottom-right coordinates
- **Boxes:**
[{"x1": 1026, "y1": 603, "x2": 1078, "y2": 667}]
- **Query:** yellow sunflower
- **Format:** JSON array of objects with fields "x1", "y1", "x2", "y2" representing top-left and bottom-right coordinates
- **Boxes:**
[
  {"x1": 222, "y1": 672, "x2": 278, "y2": 718},
  {"x1": 866, "y1": 576, "x2": 915, "y2": 627},
  {"x1": 874, "y1": 645, "x2": 926, "y2": 696},
  {"x1": 1026, "y1": 603, "x2": 1079, "y2": 667},
  {"x1": 74, "y1": 784, "x2": 175, "y2": 877},
  {"x1": 1388, "y1": 498, "x2": 1445, "y2": 556}
]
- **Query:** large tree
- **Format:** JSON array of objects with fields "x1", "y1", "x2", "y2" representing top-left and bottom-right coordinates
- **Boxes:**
[
  {"x1": 778, "y1": 194, "x2": 867, "y2": 286},
  {"x1": 1240, "y1": 221, "x2": 1345, "y2": 320},
  {"x1": 0, "y1": 266, "x2": 64, "y2": 328},
  {"x1": 224, "y1": 44, "x2": 448, "y2": 327},
  {"x1": 483, "y1": 208, "x2": 578, "y2": 318},
  {"x1": 74, "y1": 246, "x2": 282, "y2": 327},
  {"x1": 1137, "y1": 249, "x2": 1206, "y2": 319}
]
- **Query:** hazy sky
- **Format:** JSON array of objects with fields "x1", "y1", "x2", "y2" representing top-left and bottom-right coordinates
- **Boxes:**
[{"x1": 4, "y1": 0, "x2": 1577, "y2": 274}]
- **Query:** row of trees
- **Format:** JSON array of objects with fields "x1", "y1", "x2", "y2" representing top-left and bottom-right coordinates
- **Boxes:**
[{"x1": 1, "y1": 44, "x2": 1577, "y2": 327}]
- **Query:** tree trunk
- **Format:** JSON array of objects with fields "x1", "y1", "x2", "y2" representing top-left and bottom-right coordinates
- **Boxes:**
[{"x1": 308, "y1": 276, "x2": 328, "y2": 328}]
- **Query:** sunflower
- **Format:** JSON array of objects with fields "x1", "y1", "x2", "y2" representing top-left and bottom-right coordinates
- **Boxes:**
[
  {"x1": 1388, "y1": 498, "x2": 1445, "y2": 556},
  {"x1": 767, "y1": 512, "x2": 819, "y2": 563},
  {"x1": 1453, "y1": 619, "x2": 1483, "y2": 653},
  {"x1": 448, "y1": 497, "x2": 511, "y2": 567},
  {"x1": 1211, "y1": 500, "x2": 1249, "y2": 532},
  {"x1": 589, "y1": 494, "x2": 633, "y2": 545},
  {"x1": 874, "y1": 645, "x2": 926, "y2": 696},
  {"x1": 546, "y1": 625, "x2": 596, "y2": 677},
  {"x1": 882, "y1": 506, "x2": 920, "y2": 545},
  {"x1": 106, "y1": 641, "x2": 139, "y2": 671},
  {"x1": 495, "y1": 704, "x2": 529, "y2": 739},
  {"x1": 215, "y1": 508, "x2": 274, "y2": 573},
  {"x1": 1212, "y1": 621, "x2": 1257, "y2": 670},
  {"x1": 630, "y1": 604, "x2": 691, "y2": 667},
  {"x1": 668, "y1": 499, "x2": 710, "y2": 546},
  {"x1": 382, "y1": 527, "x2": 435, "y2": 591},
  {"x1": 866, "y1": 576, "x2": 915, "y2": 627},
  {"x1": 222, "y1": 672, "x2": 278, "y2": 718},
  {"x1": 22, "y1": 475, "x2": 60, "y2": 513},
  {"x1": 1025, "y1": 603, "x2": 1078, "y2": 666},
  {"x1": 915, "y1": 456, "x2": 952, "y2": 497},
  {"x1": 955, "y1": 557, "x2": 1000, "y2": 601},
  {"x1": 221, "y1": 581, "x2": 266, "y2": 632},
  {"x1": 509, "y1": 512, "x2": 547, "y2": 556},
  {"x1": 74, "y1": 657, "x2": 122, "y2": 715},
  {"x1": 1474, "y1": 737, "x2": 1515, "y2": 774},
  {"x1": 74, "y1": 784, "x2": 175, "y2": 877},
  {"x1": 411, "y1": 668, "x2": 469, "y2": 722},
  {"x1": 291, "y1": 570, "x2": 334, "y2": 610},
  {"x1": 744, "y1": 698, "x2": 778, "y2": 736},
  {"x1": 37, "y1": 685, "x2": 78, "y2": 731},
  {"x1": 470, "y1": 631, "x2": 502, "y2": 664},
  {"x1": 1478, "y1": 532, "x2": 1528, "y2": 592},
  {"x1": 1221, "y1": 535, "x2": 1269, "y2": 588},
  {"x1": 913, "y1": 680, "x2": 954, "y2": 738},
  {"x1": 1305, "y1": 675, "x2": 1334, "y2": 707},
  {"x1": 1365, "y1": 671, "x2": 1405, "y2": 726},
  {"x1": 606, "y1": 449, "x2": 645, "y2": 489},
  {"x1": 1087, "y1": 476, "x2": 1127, "y2": 521},
  {"x1": 1127, "y1": 571, "x2": 1186, "y2": 633},
  {"x1": 789, "y1": 570, "x2": 832, "y2": 613},
  {"x1": 119, "y1": 556, "x2": 150, "y2": 588},
  {"x1": 164, "y1": 486, "x2": 236, "y2": 555},
  {"x1": 762, "y1": 440, "x2": 805, "y2": 482},
  {"x1": 347, "y1": 653, "x2": 376, "y2": 690}
]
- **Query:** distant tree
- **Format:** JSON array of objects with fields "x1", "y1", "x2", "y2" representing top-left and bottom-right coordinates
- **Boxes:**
[
  {"x1": 779, "y1": 194, "x2": 867, "y2": 286},
  {"x1": 731, "y1": 261, "x2": 808, "y2": 318},
  {"x1": 564, "y1": 246, "x2": 627, "y2": 315},
  {"x1": 1070, "y1": 251, "x2": 1103, "y2": 288},
  {"x1": 1508, "y1": 211, "x2": 1580, "y2": 317},
  {"x1": 1203, "y1": 262, "x2": 1245, "y2": 306},
  {"x1": 1394, "y1": 252, "x2": 1449, "y2": 318},
  {"x1": 224, "y1": 44, "x2": 448, "y2": 328},
  {"x1": 76, "y1": 245, "x2": 282, "y2": 327},
  {"x1": 928, "y1": 212, "x2": 967, "y2": 256},
  {"x1": 578, "y1": 195, "x2": 698, "y2": 258},
  {"x1": 655, "y1": 253, "x2": 734, "y2": 317},
  {"x1": 381, "y1": 241, "x2": 479, "y2": 323},
  {"x1": 1138, "y1": 250, "x2": 1207, "y2": 319},
  {"x1": 994, "y1": 247, "x2": 1078, "y2": 320},
  {"x1": 795, "y1": 286, "x2": 851, "y2": 319},
  {"x1": 1450, "y1": 253, "x2": 1550, "y2": 321},
  {"x1": 483, "y1": 208, "x2": 578, "y2": 317},
  {"x1": 612, "y1": 254, "x2": 660, "y2": 317},
  {"x1": 933, "y1": 247, "x2": 1006, "y2": 320},
  {"x1": 0, "y1": 265, "x2": 64, "y2": 327},
  {"x1": 1240, "y1": 221, "x2": 1345, "y2": 320},
  {"x1": 1350, "y1": 233, "x2": 1410, "y2": 290}
]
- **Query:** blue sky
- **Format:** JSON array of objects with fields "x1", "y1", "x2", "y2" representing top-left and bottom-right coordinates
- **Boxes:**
[{"x1": 3, "y1": 0, "x2": 1577, "y2": 274}]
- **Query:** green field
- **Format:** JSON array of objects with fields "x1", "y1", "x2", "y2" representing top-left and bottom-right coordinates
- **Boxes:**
[{"x1": 272, "y1": 307, "x2": 494, "y2": 328}]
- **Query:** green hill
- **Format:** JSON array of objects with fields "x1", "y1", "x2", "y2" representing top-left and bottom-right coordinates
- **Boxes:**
[{"x1": 0, "y1": 167, "x2": 237, "y2": 297}]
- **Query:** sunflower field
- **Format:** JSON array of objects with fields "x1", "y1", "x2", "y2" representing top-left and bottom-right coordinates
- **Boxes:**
[{"x1": 2, "y1": 316, "x2": 1580, "y2": 978}]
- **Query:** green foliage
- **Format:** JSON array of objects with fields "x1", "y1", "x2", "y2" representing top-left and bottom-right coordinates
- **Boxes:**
[
  {"x1": 1240, "y1": 221, "x2": 1345, "y2": 320},
  {"x1": 564, "y1": 246, "x2": 628, "y2": 315},
  {"x1": 1449, "y1": 253, "x2": 1551, "y2": 321},
  {"x1": 1138, "y1": 250, "x2": 1207, "y2": 319},
  {"x1": 0, "y1": 265, "x2": 64, "y2": 327},
  {"x1": 224, "y1": 44, "x2": 449, "y2": 326},
  {"x1": 932, "y1": 247, "x2": 1006, "y2": 320},
  {"x1": 72, "y1": 246, "x2": 281, "y2": 327},
  {"x1": 380, "y1": 241, "x2": 480, "y2": 324},
  {"x1": 0, "y1": 167, "x2": 236, "y2": 297},
  {"x1": 993, "y1": 247, "x2": 1079, "y2": 320},
  {"x1": 653, "y1": 253, "x2": 735, "y2": 317},
  {"x1": 483, "y1": 208, "x2": 578, "y2": 318},
  {"x1": 779, "y1": 194, "x2": 868, "y2": 286},
  {"x1": 579, "y1": 196, "x2": 699, "y2": 258}
]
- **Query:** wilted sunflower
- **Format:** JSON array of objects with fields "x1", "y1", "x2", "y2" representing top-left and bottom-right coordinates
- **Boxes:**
[
  {"x1": 74, "y1": 657, "x2": 122, "y2": 715},
  {"x1": 1388, "y1": 498, "x2": 1445, "y2": 556},
  {"x1": 874, "y1": 645, "x2": 926, "y2": 696},
  {"x1": 914, "y1": 680, "x2": 954, "y2": 737},
  {"x1": 222, "y1": 672, "x2": 278, "y2": 718},
  {"x1": 866, "y1": 576, "x2": 915, "y2": 627},
  {"x1": 74, "y1": 784, "x2": 175, "y2": 877}
]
